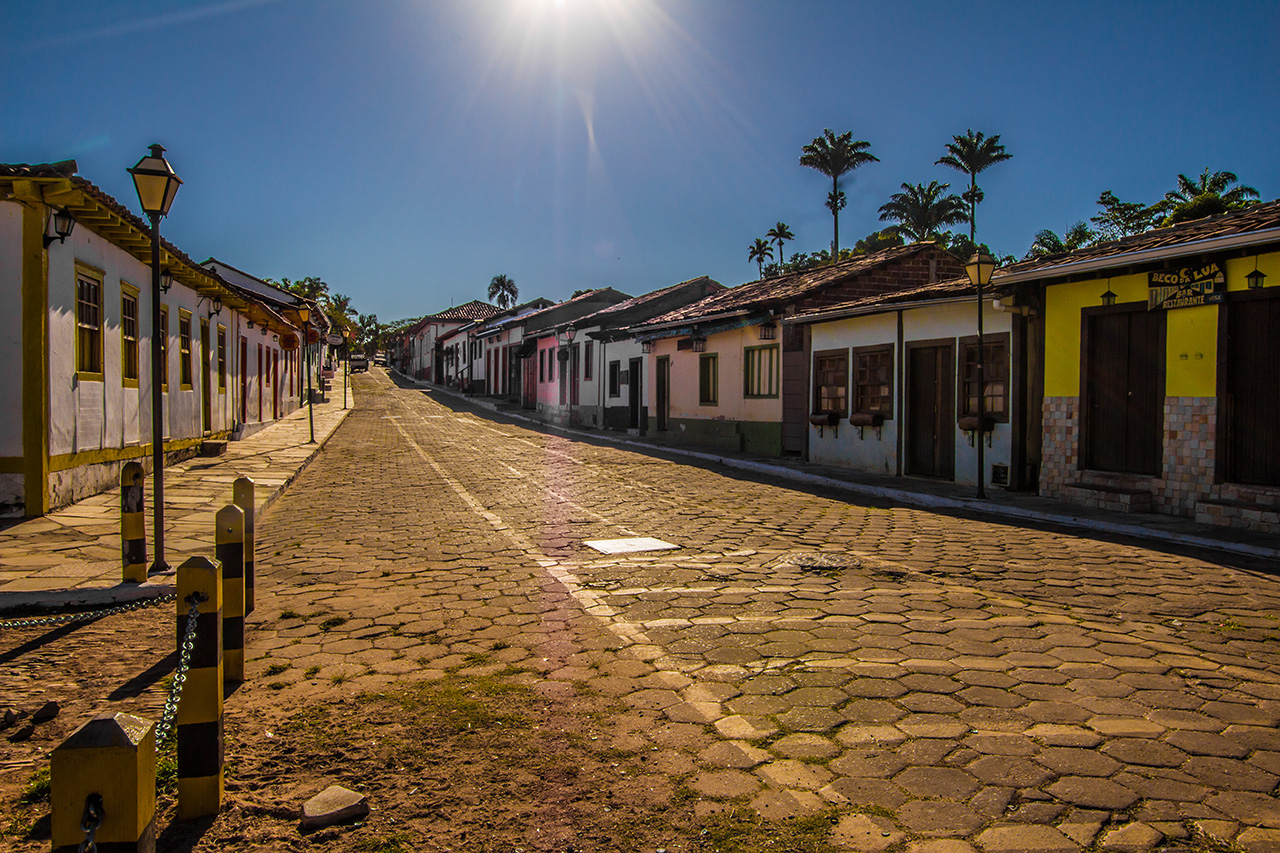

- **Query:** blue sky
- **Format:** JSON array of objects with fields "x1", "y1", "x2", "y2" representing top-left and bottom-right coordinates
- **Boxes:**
[{"x1": 6, "y1": 0, "x2": 1278, "y2": 323}]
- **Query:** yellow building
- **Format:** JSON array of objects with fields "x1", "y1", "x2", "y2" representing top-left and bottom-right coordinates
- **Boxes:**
[{"x1": 998, "y1": 201, "x2": 1280, "y2": 531}]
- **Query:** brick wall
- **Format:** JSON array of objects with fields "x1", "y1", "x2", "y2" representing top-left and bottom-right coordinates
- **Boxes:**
[
  {"x1": 1157, "y1": 397, "x2": 1216, "y2": 515},
  {"x1": 797, "y1": 250, "x2": 965, "y2": 311}
]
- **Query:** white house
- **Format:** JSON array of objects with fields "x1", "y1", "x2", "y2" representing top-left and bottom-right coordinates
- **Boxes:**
[{"x1": 0, "y1": 160, "x2": 304, "y2": 516}]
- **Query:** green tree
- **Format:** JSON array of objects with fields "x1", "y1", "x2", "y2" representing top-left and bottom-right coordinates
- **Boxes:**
[
  {"x1": 1091, "y1": 190, "x2": 1162, "y2": 241},
  {"x1": 488, "y1": 274, "x2": 518, "y2": 309},
  {"x1": 1024, "y1": 222, "x2": 1095, "y2": 259},
  {"x1": 878, "y1": 181, "x2": 968, "y2": 243},
  {"x1": 357, "y1": 312, "x2": 380, "y2": 353},
  {"x1": 936, "y1": 129, "x2": 1012, "y2": 247},
  {"x1": 800, "y1": 129, "x2": 878, "y2": 258},
  {"x1": 765, "y1": 222, "x2": 794, "y2": 275},
  {"x1": 1161, "y1": 168, "x2": 1261, "y2": 225},
  {"x1": 748, "y1": 237, "x2": 774, "y2": 279},
  {"x1": 853, "y1": 228, "x2": 905, "y2": 254},
  {"x1": 288, "y1": 276, "x2": 330, "y2": 302}
]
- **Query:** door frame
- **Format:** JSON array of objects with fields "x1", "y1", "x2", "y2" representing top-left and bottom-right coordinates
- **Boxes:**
[{"x1": 905, "y1": 338, "x2": 956, "y2": 479}]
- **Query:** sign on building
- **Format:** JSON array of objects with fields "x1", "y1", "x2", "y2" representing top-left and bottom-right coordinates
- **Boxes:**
[{"x1": 1148, "y1": 261, "x2": 1225, "y2": 310}]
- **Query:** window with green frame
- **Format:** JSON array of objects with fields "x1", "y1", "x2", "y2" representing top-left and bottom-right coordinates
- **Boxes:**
[
  {"x1": 698, "y1": 352, "x2": 718, "y2": 405},
  {"x1": 121, "y1": 287, "x2": 139, "y2": 385},
  {"x1": 178, "y1": 311, "x2": 193, "y2": 389},
  {"x1": 76, "y1": 270, "x2": 103, "y2": 378},
  {"x1": 743, "y1": 344, "x2": 779, "y2": 398}
]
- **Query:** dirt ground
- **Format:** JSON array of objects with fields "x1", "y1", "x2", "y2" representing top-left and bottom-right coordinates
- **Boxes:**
[{"x1": 1, "y1": 601, "x2": 848, "y2": 853}]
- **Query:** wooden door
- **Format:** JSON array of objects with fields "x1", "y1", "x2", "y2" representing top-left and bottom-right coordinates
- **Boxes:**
[
  {"x1": 239, "y1": 337, "x2": 248, "y2": 424},
  {"x1": 781, "y1": 324, "x2": 810, "y2": 456},
  {"x1": 522, "y1": 355, "x2": 536, "y2": 409},
  {"x1": 1223, "y1": 294, "x2": 1280, "y2": 485},
  {"x1": 1083, "y1": 309, "x2": 1163, "y2": 475},
  {"x1": 656, "y1": 356, "x2": 670, "y2": 431},
  {"x1": 628, "y1": 357, "x2": 642, "y2": 430},
  {"x1": 907, "y1": 344, "x2": 955, "y2": 478},
  {"x1": 272, "y1": 350, "x2": 279, "y2": 419}
]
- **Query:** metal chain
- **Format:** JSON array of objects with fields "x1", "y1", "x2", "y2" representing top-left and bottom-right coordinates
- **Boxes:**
[
  {"x1": 154, "y1": 593, "x2": 204, "y2": 747},
  {"x1": 0, "y1": 593, "x2": 176, "y2": 631},
  {"x1": 78, "y1": 793, "x2": 103, "y2": 853}
]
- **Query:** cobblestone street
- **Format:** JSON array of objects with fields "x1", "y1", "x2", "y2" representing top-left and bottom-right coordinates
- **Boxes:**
[{"x1": 6, "y1": 368, "x2": 1280, "y2": 852}]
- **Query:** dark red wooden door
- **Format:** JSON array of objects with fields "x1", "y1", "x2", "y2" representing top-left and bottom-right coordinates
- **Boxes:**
[
  {"x1": 1223, "y1": 295, "x2": 1280, "y2": 485},
  {"x1": 1083, "y1": 309, "x2": 1163, "y2": 475}
]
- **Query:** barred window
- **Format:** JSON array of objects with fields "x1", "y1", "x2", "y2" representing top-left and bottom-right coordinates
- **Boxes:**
[
  {"x1": 217, "y1": 326, "x2": 227, "y2": 391},
  {"x1": 699, "y1": 353, "x2": 718, "y2": 405},
  {"x1": 813, "y1": 350, "x2": 848, "y2": 415},
  {"x1": 76, "y1": 272, "x2": 102, "y2": 376},
  {"x1": 584, "y1": 341, "x2": 594, "y2": 380},
  {"x1": 744, "y1": 345, "x2": 779, "y2": 398},
  {"x1": 121, "y1": 290, "x2": 139, "y2": 383},
  {"x1": 853, "y1": 345, "x2": 893, "y2": 416},
  {"x1": 179, "y1": 312, "x2": 193, "y2": 389},
  {"x1": 960, "y1": 336, "x2": 1009, "y2": 421}
]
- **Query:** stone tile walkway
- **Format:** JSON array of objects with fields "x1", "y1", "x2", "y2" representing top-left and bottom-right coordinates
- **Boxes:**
[{"x1": 0, "y1": 396, "x2": 351, "y2": 611}]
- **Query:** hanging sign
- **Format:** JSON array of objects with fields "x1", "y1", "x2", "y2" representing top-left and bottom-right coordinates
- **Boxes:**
[
  {"x1": 1148, "y1": 261, "x2": 1226, "y2": 310},
  {"x1": 280, "y1": 333, "x2": 299, "y2": 351}
]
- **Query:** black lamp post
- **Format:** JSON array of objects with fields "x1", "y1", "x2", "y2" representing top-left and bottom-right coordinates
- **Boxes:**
[
  {"x1": 299, "y1": 307, "x2": 315, "y2": 443},
  {"x1": 343, "y1": 327, "x2": 350, "y2": 410},
  {"x1": 965, "y1": 251, "x2": 996, "y2": 499},
  {"x1": 129, "y1": 144, "x2": 182, "y2": 572}
]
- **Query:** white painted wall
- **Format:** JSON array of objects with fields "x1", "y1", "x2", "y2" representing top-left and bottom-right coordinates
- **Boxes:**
[
  {"x1": 0, "y1": 204, "x2": 25, "y2": 458},
  {"x1": 807, "y1": 300, "x2": 1013, "y2": 488}
]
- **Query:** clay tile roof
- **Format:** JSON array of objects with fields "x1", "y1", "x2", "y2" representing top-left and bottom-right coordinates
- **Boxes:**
[
  {"x1": 0, "y1": 160, "x2": 78, "y2": 178},
  {"x1": 426, "y1": 300, "x2": 500, "y2": 321},
  {"x1": 999, "y1": 199, "x2": 1280, "y2": 280},
  {"x1": 571, "y1": 276, "x2": 724, "y2": 326},
  {"x1": 639, "y1": 243, "x2": 942, "y2": 327}
]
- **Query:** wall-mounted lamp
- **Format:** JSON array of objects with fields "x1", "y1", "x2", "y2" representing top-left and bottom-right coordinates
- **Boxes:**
[
  {"x1": 1101, "y1": 283, "x2": 1117, "y2": 307},
  {"x1": 246, "y1": 320, "x2": 255, "y2": 329},
  {"x1": 272, "y1": 334, "x2": 279, "y2": 342},
  {"x1": 260, "y1": 325, "x2": 268, "y2": 336},
  {"x1": 206, "y1": 298, "x2": 222, "y2": 319},
  {"x1": 640, "y1": 340, "x2": 654, "y2": 354},
  {"x1": 159, "y1": 268, "x2": 173, "y2": 293},
  {"x1": 1247, "y1": 259, "x2": 1267, "y2": 290},
  {"x1": 43, "y1": 207, "x2": 75, "y2": 247},
  {"x1": 758, "y1": 322, "x2": 777, "y2": 341},
  {"x1": 691, "y1": 337, "x2": 706, "y2": 353}
]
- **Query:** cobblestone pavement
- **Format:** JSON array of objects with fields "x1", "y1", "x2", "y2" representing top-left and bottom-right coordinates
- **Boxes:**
[
  {"x1": 241, "y1": 371, "x2": 1280, "y2": 852},
  {"x1": 5, "y1": 368, "x2": 1279, "y2": 852}
]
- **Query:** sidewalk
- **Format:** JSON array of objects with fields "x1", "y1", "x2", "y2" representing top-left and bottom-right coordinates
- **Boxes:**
[
  {"x1": 0, "y1": 395, "x2": 352, "y2": 614},
  {"x1": 400, "y1": 371, "x2": 1280, "y2": 562}
]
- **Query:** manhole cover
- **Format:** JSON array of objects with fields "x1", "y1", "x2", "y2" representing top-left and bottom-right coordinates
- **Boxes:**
[{"x1": 583, "y1": 537, "x2": 678, "y2": 554}]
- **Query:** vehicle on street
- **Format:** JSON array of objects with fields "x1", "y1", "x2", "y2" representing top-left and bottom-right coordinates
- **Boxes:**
[{"x1": 350, "y1": 353, "x2": 369, "y2": 372}]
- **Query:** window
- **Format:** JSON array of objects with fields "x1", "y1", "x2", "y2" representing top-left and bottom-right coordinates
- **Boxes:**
[
  {"x1": 584, "y1": 341, "x2": 593, "y2": 380},
  {"x1": 608, "y1": 360, "x2": 621, "y2": 398},
  {"x1": 75, "y1": 267, "x2": 103, "y2": 378},
  {"x1": 960, "y1": 335, "x2": 1009, "y2": 421},
  {"x1": 178, "y1": 310, "x2": 193, "y2": 389},
  {"x1": 744, "y1": 345, "x2": 779, "y2": 398},
  {"x1": 159, "y1": 306, "x2": 169, "y2": 390},
  {"x1": 813, "y1": 349, "x2": 848, "y2": 415},
  {"x1": 217, "y1": 326, "x2": 227, "y2": 391},
  {"x1": 698, "y1": 353, "x2": 718, "y2": 405},
  {"x1": 121, "y1": 286, "x2": 139, "y2": 386},
  {"x1": 548, "y1": 349, "x2": 555, "y2": 382},
  {"x1": 853, "y1": 345, "x2": 894, "y2": 416},
  {"x1": 539, "y1": 350, "x2": 546, "y2": 382}
]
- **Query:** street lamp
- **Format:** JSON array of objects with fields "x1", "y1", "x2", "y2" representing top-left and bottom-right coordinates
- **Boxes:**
[
  {"x1": 965, "y1": 250, "x2": 997, "y2": 499},
  {"x1": 343, "y1": 327, "x2": 351, "y2": 410},
  {"x1": 298, "y1": 306, "x2": 315, "y2": 443},
  {"x1": 129, "y1": 144, "x2": 182, "y2": 572}
]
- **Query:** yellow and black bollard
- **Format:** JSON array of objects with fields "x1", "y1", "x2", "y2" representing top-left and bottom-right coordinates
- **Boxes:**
[
  {"x1": 121, "y1": 461, "x2": 147, "y2": 583},
  {"x1": 175, "y1": 556, "x2": 223, "y2": 820},
  {"x1": 232, "y1": 476, "x2": 256, "y2": 614},
  {"x1": 216, "y1": 504, "x2": 246, "y2": 683},
  {"x1": 51, "y1": 712, "x2": 156, "y2": 853}
]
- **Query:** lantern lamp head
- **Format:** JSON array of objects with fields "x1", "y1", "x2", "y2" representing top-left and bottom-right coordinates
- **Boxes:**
[
  {"x1": 1101, "y1": 288, "x2": 1118, "y2": 307},
  {"x1": 1247, "y1": 267, "x2": 1267, "y2": 290},
  {"x1": 43, "y1": 208, "x2": 75, "y2": 247},
  {"x1": 965, "y1": 251, "x2": 997, "y2": 288},
  {"x1": 128, "y1": 144, "x2": 182, "y2": 218}
]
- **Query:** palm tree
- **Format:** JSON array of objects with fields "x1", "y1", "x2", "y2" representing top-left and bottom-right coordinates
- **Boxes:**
[
  {"x1": 765, "y1": 222, "x2": 794, "y2": 273},
  {"x1": 800, "y1": 129, "x2": 878, "y2": 257},
  {"x1": 878, "y1": 181, "x2": 968, "y2": 243},
  {"x1": 1161, "y1": 168, "x2": 1261, "y2": 225},
  {"x1": 748, "y1": 238, "x2": 774, "y2": 279},
  {"x1": 1024, "y1": 222, "x2": 1095, "y2": 258},
  {"x1": 936, "y1": 129, "x2": 1012, "y2": 243},
  {"x1": 488, "y1": 274, "x2": 518, "y2": 309}
]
